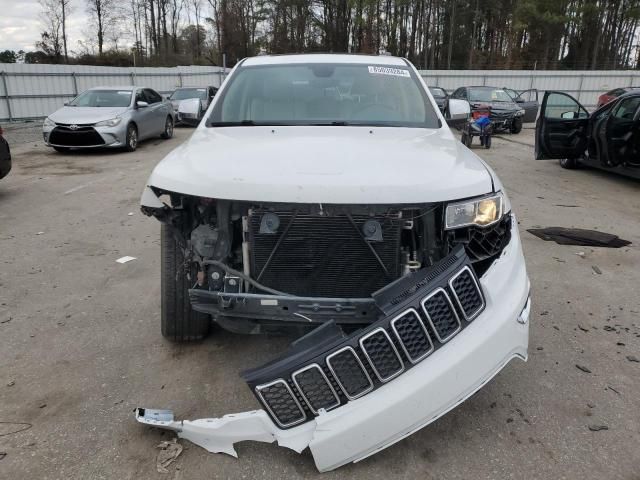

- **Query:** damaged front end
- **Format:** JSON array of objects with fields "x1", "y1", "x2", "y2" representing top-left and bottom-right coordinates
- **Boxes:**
[{"x1": 138, "y1": 187, "x2": 529, "y2": 471}]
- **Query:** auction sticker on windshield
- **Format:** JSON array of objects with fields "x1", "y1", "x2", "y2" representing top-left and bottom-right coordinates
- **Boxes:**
[{"x1": 368, "y1": 66, "x2": 410, "y2": 78}]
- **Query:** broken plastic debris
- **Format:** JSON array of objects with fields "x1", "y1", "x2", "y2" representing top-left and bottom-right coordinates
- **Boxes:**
[
  {"x1": 527, "y1": 227, "x2": 631, "y2": 248},
  {"x1": 127, "y1": 212, "x2": 134, "y2": 216},
  {"x1": 156, "y1": 438, "x2": 183, "y2": 473},
  {"x1": 36, "y1": 232, "x2": 44, "y2": 235},
  {"x1": 116, "y1": 256, "x2": 137, "y2": 264}
]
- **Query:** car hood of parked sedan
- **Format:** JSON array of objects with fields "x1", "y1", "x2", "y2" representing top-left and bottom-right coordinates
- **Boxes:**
[
  {"x1": 145, "y1": 126, "x2": 494, "y2": 204},
  {"x1": 471, "y1": 101, "x2": 520, "y2": 114},
  {"x1": 49, "y1": 106, "x2": 129, "y2": 125}
]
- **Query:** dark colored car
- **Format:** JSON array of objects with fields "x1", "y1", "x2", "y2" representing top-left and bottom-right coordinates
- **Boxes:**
[
  {"x1": 536, "y1": 90, "x2": 640, "y2": 177},
  {"x1": 0, "y1": 125, "x2": 11, "y2": 180},
  {"x1": 503, "y1": 87, "x2": 539, "y2": 123},
  {"x1": 597, "y1": 87, "x2": 640, "y2": 108},
  {"x1": 428, "y1": 86, "x2": 448, "y2": 112},
  {"x1": 449, "y1": 86, "x2": 526, "y2": 134}
]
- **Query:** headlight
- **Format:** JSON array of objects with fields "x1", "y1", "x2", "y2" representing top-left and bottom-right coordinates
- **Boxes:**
[
  {"x1": 445, "y1": 193, "x2": 504, "y2": 229},
  {"x1": 95, "y1": 117, "x2": 122, "y2": 127},
  {"x1": 515, "y1": 109, "x2": 525, "y2": 117},
  {"x1": 43, "y1": 117, "x2": 55, "y2": 127}
]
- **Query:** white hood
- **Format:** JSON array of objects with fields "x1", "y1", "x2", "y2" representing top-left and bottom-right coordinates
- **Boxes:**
[
  {"x1": 145, "y1": 126, "x2": 493, "y2": 204},
  {"x1": 49, "y1": 106, "x2": 128, "y2": 124}
]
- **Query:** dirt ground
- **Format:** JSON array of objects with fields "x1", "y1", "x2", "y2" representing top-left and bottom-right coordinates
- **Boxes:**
[{"x1": 1, "y1": 126, "x2": 639, "y2": 480}]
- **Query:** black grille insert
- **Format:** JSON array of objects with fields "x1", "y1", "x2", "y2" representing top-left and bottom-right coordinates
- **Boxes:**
[
  {"x1": 326, "y1": 347, "x2": 373, "y2": 399},
  {"x1": 359, "y1": 328, "x2": 404, "y2": 382},
  {"x1": 49, "y1": 126, "x2": 105, "y2": 147},
  {"x1": 291, "y1": 364, "x2": 340, "y2": 413},
  {"x1": 449, "y1": 267, "x2": 485, "y2": 320},
  {"x1": 390, "y1": 309, "x2": 434, "y2": 363},
  {"x1": 421, "y1": 288, "x2": 461, "y2": 342},
  {"x1": 255, "y1": 380, "x2": 306, "y2": 428}
]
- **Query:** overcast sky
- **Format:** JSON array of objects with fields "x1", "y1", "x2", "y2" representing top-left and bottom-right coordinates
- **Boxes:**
[{"x1": 0, "y1": 0, "x2": 88, "y2": 52}]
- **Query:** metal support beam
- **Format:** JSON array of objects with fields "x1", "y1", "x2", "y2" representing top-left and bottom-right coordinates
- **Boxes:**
[
  {"x1": 71, "y1": 72, "x2": 78, "y2": 96},
  {"x1": 1, "y1": 71, "x2": 12, "y2": 121}
]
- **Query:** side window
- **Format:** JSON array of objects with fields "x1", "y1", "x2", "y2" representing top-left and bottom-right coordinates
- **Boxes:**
[
  {"x1": 459, "y1": 89, "x2": 467, "y2": 100},
  {"x1": 612, "y1": 96, "x2": 640, "y2": 120},
  {"x1": 544, "y1": 92, "x2": 588, "y2": 119},
  {"x1": 135, "y1": 90, "x2": 145, "y2": 104},
  {"x1": 144, "y1": 89, "x2": 162, "y2": 104},
  {"x1": 451, "y1": 88, "x2": 461, "y2": 99}
]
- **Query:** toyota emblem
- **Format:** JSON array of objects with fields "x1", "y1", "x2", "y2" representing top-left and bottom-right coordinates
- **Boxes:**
[{"x1": 69, "y1": 124, "x2": 79, "y2": 130}]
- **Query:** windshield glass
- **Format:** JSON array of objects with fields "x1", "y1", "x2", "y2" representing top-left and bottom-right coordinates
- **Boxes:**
[
  {"x1": 208, "y1": 63, "x2": 439, "y2": 128},
  {"x1": 468, "y1": 88, "x2": 512, "y2": 103},
  {"x1": 429, "y1": 87, "x2": 446, "y2": 98},
  {"x1": 69, "y1": 90, "x2": 132, "y2": 107},
  {"x1": 170, "y1": 88, "x2": 207, "y2": 101}
]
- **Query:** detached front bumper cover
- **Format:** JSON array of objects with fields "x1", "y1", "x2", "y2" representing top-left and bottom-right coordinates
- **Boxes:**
[{"x1": 136, "y1": 216, "x2": 530, "y2": 472}]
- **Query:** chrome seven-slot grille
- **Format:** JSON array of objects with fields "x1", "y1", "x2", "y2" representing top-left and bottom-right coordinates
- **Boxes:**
[{"x1": 252, "y1": 261, "x2": 485, "y2": 429}]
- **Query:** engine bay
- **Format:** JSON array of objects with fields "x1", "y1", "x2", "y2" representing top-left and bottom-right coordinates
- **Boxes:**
[{"x1": 142, "y1": 189, "x2": 511, "y2": 332}]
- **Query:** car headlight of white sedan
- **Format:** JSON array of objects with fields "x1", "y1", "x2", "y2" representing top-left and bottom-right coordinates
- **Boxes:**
[
  {"x1": 445, "y1": 192, "x2": 505, "y2": 229},
  {"x1": 515, "y1": 109, "x2": 526, "y2": 117},
  {"x1": 95, "y1": 117, "x2": 122, "y2": 127},
  {"x1": 43, "y1": 117, "x2": 55, "y2": 127}
]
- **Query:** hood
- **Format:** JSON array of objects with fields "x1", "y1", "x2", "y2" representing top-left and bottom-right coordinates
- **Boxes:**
[
  {"x1": 471, "y1": 101, "x2": 520, "y2": 113},
  {"x1": 145, "y1": 126, "x2": 493, "y2": 204},
  {"x1": 178, "y1": 98, "x2": 201, "y2": 115},
  {"x1": 49, "y1": 106, "x2": 128, "y2": 125}
]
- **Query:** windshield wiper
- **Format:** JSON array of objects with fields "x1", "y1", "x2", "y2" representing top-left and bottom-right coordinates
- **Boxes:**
[
  {"x1": 208, "y1": 120, "x2": 257, "y2": 127},
  {"x1": 310, "y1": 121, "x2": 351, "y2": 126}
]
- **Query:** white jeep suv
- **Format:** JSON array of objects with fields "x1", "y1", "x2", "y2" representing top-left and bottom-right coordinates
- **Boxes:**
[{"x1": 136, "y1": 54, "x2": 530, "y2": 472}]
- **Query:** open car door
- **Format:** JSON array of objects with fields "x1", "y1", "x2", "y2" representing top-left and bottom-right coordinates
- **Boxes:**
[
  {"x1": 535, "y1": 91, "x2": 590, "y2": 160},
  {"x1": 602, "y1": 94, "x2": 640, "y2": 166},
  {"x1": 515, "y1": 89, "x2": 539, "y2": 123}
]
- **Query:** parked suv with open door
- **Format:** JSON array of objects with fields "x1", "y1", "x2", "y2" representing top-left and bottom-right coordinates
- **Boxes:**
[
  {"x1": 536, "y1": 90, "x2": 640, "y2": 177},
  {"x1": 503, "y1": 87, "x2": 539, "y2": 123}
]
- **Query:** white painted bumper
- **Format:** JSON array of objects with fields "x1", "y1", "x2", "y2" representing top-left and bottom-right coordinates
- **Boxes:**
[{"x1": 136, "y1": 219, "x2": 530, "y2": 472}]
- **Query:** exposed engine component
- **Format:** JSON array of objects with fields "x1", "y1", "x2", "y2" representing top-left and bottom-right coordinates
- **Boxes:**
[
  {"x1": 191, "y1": 224, "x2": 227, "y2": 259},
  {"x1": 362, "y1": 219, "x2": 383, "y2": 242},
  {"x1": 259, "y1": 212, "x2": 280, "y2": 234}
]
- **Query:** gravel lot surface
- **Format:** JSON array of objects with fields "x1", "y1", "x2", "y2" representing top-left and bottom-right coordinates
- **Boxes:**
[{"x1": 1, "y1": 127, "x2": 639, "y2": 479}]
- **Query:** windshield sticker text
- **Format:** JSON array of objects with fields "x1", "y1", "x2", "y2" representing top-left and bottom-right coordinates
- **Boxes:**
[{"x1": 368, "y1": 66, "x2": 410, "y2": 78}]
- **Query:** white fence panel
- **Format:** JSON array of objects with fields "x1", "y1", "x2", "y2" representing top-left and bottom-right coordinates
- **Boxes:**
[
  {"x1": 0, "y1": 63, "x2": 227, "y2": 121},
  {"x1": 1, "y1": 63, "x2": 639, "y2": 121},
  {"x1": 419, "y1": 70, "x2": 640, "y2": 109}
]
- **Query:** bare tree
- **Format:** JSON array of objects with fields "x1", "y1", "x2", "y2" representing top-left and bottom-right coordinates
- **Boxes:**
[
  {"x1": 38, "y1": 0, "x2": 65, "y2": 61},
  {"x1": 86, "y1": 0, "x2": 119, "y2": 55}
]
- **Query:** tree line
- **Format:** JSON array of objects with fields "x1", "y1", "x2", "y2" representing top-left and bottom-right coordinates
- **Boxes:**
[{"x1": 2, "y1": 0, "x2": 639, "y2": 69}]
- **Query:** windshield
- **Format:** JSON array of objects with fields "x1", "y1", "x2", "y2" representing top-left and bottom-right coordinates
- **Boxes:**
[
  {"x1": 429, "y1": 87, "x2": 446, "y2": 98},
  {"x1": 170, "y1": 88, "x2": 207, "y2": 101},
  {"x1": 69, "y1": 90, "x2": 132, "y2": 107},
  {"x1": 208, "y1": 63, "x2": 439, "y2": 128},
  {"x1": 468, "y1": 88, "x2": 512, "y2": 103}
]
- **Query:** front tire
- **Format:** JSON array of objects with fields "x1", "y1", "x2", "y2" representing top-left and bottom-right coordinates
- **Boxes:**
[
  {"x1": 559, "y1": 157, "x2": 579, "y2": 169},
  {"x1": 510, "y1": 117, "x2": 523, "y2": 134},
  {"x1": 161, "y1": 116, "x2": 174, "y2": 139},
  {"x1": 125, "y1": 124, "x2": 138, "y2": 152},
  {"x1": 161, "y1": 224, "x2": 211, "y2": 342}
]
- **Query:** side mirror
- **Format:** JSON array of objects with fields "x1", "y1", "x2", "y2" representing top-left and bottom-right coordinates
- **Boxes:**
[
  {"x1": 515, "y1": 98, "x2": 525, "y2": 103},
  {"x1": 136, "y1": 101, "x2": 149, "y2": 108},
  {"x1": 560, "y1": 111, "x2": 577, "y2": 119},
  {"x1": 446, "y1": 99, "x2": 471, "y2": 126}
]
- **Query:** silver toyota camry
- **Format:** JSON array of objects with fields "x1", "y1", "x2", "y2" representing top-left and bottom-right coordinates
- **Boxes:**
[{"x1": 43, "y1": 86, "x2": 175, "y2": 153}]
